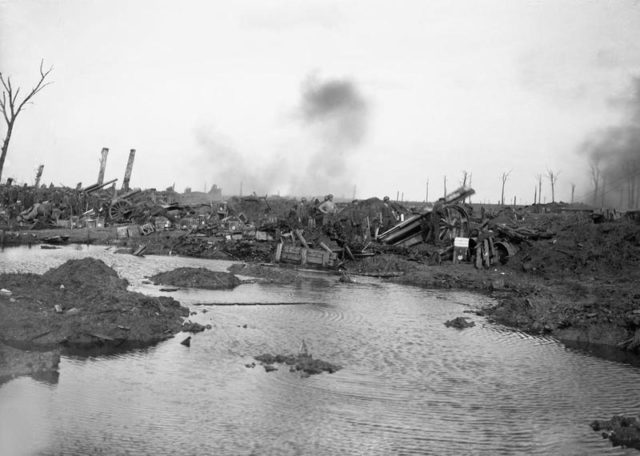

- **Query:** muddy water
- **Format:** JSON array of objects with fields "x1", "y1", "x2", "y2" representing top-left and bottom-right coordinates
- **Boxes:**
[{"x1": 1, "y1": 246, "x2": 639, "y2": 455}]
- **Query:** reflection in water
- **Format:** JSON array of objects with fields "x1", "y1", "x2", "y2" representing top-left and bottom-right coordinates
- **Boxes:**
[{"x1": 0, "y1": 246, "x2": 638, "y2": 455}]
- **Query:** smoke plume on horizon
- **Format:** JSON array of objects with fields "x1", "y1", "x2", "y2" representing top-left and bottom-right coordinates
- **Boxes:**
[{"x1": 580, "y1": 76, "x2": 640, "y2": 207}]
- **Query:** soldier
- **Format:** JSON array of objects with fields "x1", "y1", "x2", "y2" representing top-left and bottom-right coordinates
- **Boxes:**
[{"x1": 317, "y1": 194, "x2": 337, "y2": 226}]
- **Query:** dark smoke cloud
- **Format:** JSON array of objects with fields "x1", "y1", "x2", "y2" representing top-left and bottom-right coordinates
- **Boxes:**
[
  {"x1": 296, "y1": 74, "x2": 369, "y2": 195},
  {"x1": 580, "y1": 76, "x2": 640, "y2": 206}
]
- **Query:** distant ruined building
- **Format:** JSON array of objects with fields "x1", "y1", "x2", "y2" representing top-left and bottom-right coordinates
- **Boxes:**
[{"x1": 208, "y1": 184, "x2": 222, "y2": 201}]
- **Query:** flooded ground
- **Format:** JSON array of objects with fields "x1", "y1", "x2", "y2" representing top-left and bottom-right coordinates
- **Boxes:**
[{"x1": 1, "y1": 246, "x2": 639, "y2": 455}]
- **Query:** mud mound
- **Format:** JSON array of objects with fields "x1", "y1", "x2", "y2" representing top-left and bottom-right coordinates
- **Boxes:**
[
  {"x1": 150, "y1": 267, "x2": 241, "y2": 289},
  {"x1": 43, "y1": 257, "x2": 128, "y2": 290},
  {"x1": 0, "y1": 259, "x2": 189, "y2": 349}
]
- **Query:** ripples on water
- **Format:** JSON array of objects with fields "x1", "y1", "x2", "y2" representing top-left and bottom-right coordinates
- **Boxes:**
[{"x1": 0, "y1": 246, "x2": 639, "y2": 455}]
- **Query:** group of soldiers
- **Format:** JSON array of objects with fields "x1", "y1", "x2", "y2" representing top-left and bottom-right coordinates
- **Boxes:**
[{"x1": 286, "y1": 194, "x2": 405, "y2": 240}]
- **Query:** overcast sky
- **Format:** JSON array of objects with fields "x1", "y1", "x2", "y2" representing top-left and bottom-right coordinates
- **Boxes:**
[{"x1": 1, "y1": 0, "x2": 639, "y2": 203}]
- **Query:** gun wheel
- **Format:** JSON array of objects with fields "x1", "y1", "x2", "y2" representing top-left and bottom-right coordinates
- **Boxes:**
[
  {"x1": 109, "y1": 200, "x2": 133, "y2": 222},
  {"x1": 437, "y1": 205, "x2": 469, "y2": 243}
]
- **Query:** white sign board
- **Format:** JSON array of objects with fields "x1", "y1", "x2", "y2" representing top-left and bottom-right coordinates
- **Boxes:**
[{"x1": 454, "y1": 237, "x2": 469, "y2": 248}]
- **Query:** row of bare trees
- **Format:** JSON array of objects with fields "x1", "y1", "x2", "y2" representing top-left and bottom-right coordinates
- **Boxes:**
[{"x1": 499, "y1": 169, "x2": 561, "y2": 205}]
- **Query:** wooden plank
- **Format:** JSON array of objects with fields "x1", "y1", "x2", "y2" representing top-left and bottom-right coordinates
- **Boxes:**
[
  {"x1": 488, "y1": 237, "x2": 495, "y2": 265},
  {"x1": 482, "y1": 240, "x2": 490, "y2": 268},
  {"x1": 344, "y1": 245, "x2": 355, "y2": 261},
  {"x1": 274, "y1": 242, "x2": 283, "y2": 262},
  {"x1": 295, "y1": 230, "x2": 309, "y2": 248},
  {"x1": 132, "y1": 245, "x2": 147, "y2": 257},
  {"x1": 395, "y1": 232, "x2": 423, "y2": 248},
  {"x1": 319, "y1": 242, "x2": 333, "y2": 254}
]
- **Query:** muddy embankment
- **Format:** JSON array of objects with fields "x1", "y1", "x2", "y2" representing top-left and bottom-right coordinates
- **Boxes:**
[{"x1": 0, "y1": 258, "x2": 191, "y2": 382}]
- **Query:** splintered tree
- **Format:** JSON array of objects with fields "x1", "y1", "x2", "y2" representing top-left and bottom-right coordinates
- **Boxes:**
[
  {"x1": 500, "y1": 170, "x2": 511, "y2": 205},
  {"x1": 537, "y1": 174, "x2": 543, "y2": 204},
  {"x1": 570, "y1": 183, "x2": 576, "y2": 204},
  {"x1": 0, "y1": 60, "x2": 54, "y2": 182},
  {"x1": 547, "y1": 169, "x2": 560, "y2": 203},
  {"x1": 589, "y1": 158, "x2": 601, "y2": 206}
]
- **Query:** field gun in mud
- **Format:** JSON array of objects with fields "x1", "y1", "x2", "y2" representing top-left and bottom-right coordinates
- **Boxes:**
[
  {"x1": 377, "y1": 186, "x2": 475, "y2": 248},
  {"x1": 106, "y1": 189, "x2": 143, "y2": 222}
]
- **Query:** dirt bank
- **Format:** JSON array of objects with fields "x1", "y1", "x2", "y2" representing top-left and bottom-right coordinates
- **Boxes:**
[{"x1": 0, "y1": 258, "x2": 189, "y2": 350}]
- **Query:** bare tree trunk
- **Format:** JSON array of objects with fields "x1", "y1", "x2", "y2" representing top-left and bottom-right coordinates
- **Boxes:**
[
  {"x1": 538, "y1": 175, "x2": 542, "y2": 205},
  {"x1": 500, "y1": 171, "x2": 511, "y2": 206},
  {"x1": 571, "y1": 183, "x2": 575, "y2": 204},
  {"x1": 0, "y1": 121, "x2": 15, "y2": 183}
]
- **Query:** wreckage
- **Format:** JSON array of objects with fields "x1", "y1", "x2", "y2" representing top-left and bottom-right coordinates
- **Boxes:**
[{"x1": 377, "y1": 186, "x2": 475, "y2": 247}]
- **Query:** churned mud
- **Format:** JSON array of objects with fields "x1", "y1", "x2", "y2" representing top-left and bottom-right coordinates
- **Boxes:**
[{"x1": 149, "y1": 267, "x2": 241, "y2": 290}]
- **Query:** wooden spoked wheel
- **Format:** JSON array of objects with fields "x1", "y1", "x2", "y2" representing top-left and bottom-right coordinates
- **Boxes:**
[
  {"x1": 109, "y1": 199, "x2": 133, "y2": 222},
  {"x1": 437, "y1": 205, "x2": 470, "y2": 243}
]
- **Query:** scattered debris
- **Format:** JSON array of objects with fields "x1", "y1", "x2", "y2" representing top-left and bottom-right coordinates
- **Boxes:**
[
  {"x1": 254, "y1": 352, "x2": 341, "y2": 376},
  {"x1": 591, "y1": 415, "x2": 640, "y2": 451},
  {"x1": 132, "y1": 245, "x2": 147, "y2": 256},
  {"x1": 444, "y1": 317, "x2": 476, "y2": 329},
  {"x1": 182, "y1": 321, "x2": 208, "y2": 333}
]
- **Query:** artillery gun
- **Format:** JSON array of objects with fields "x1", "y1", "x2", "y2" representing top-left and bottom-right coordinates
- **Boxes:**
[{"x1": 377, "y1": 186, "x2": 475, "y2": 247}]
